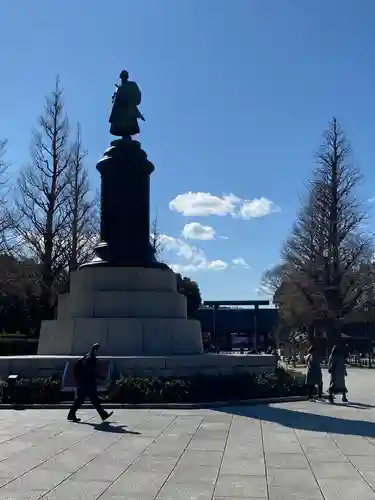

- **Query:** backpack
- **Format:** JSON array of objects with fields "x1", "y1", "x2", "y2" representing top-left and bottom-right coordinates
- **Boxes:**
[{"x1": 73, "y1": 356, "x2": 87, "y2": 380}]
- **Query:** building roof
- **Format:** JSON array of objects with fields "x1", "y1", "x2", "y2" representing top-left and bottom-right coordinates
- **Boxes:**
[{"x1": 203, "y1": 300, "x2": 269, "y2": 307}]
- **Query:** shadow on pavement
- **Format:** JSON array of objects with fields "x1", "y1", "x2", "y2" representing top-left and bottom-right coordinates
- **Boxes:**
[
  {"x1": 217, "y1": 405, "x2": 375, "y2": 438},
  {"x1": 313, "y1": 399, "x2": 375, "y2": 410},
  {"x1": 79, "y1": 421, "x2": 142, "y2": 434},
  {"x1": 337, "y1": 401, "x2": 375, "y2": 409}
]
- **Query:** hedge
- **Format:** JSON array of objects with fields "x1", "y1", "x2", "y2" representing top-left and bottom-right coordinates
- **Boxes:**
[
  {"x1": 1, "y1": 376, "x2": 61, "y2": 404},
  {"x1": 107, "y1": 368, "x2": 307, "y2": 404},
  {"x1": 0, "y1": 368, "x2": 308, "y2": 405}
]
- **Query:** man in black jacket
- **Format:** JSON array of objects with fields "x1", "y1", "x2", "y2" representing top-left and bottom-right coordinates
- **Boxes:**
[{"x1": 67, "y1": 343, "x2": 113, "y2": 422}]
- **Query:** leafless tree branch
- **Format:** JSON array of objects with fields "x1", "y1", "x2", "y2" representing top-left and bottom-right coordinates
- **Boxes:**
[
  {"x1": 150, "y1": 214, "x2": 164, "y2": 259},
  {"x1": 13, "y1": 76, "x2": 72, "y2": 314},
  {"x1": 264, "y1": 118, "x2": 375, "y2": 341},
  {"x1": 62, "y1": 122, "x2": 99, "y2": 273}
]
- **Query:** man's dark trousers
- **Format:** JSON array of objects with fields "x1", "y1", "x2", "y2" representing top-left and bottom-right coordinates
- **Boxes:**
[{"x1": 69, "y1": 385, "x2": 107, "y2": 420}]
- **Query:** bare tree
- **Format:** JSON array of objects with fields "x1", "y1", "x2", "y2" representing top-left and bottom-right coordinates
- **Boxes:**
[
  {"x1": 150, "y1": 215, "x2": 163, "y2": 259},
  {"x1": 64, "y1": 123, "x2": 98, "y2": 273},
  {"x1": 260, "y1": 263, "x2": 288, "y2": 296},
  {"x1": 0, "y1": 140, "x2": 13, "y2": 250},
  {"x1": 280, "y1": 118, "x2": 374, "y2": 342},
  {"x1": 260, "y1": 263, "x2": 315, "y2": 343},
  {"x1": 14, "y1": 77, "x2": 71, "y2": 317}
]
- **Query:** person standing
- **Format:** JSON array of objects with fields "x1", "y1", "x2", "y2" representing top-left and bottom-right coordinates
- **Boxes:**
[
  {"x1": 305, "y1": 346, "x2": 323, "y2": 399},
  {"x1": 67, "y1": 343, "x2": 113, "y2": 422},
  {"x1": 328, "y1": 344, "x2": 348, "y2": 403}
]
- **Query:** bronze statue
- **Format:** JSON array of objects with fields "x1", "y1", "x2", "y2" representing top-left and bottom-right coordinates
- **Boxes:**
[{"x1": 109, "y1": 70, "x2": 145, "y2": 137}]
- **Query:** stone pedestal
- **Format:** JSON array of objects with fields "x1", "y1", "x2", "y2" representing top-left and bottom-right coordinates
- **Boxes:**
[
  {"x1": 37, "y1": 136, "x2": 205, "y2": 361},
  {"x1": 38, "y1": 267, "x2": 203, "y2": 356},
  {"x1": 84, "y1": 138, "x2": 165, "y2": 268}
]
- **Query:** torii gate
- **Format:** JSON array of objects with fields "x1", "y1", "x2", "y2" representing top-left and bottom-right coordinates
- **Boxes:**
[{"x1": 203, "y1": 300, "x2": 269, "y2": 351}]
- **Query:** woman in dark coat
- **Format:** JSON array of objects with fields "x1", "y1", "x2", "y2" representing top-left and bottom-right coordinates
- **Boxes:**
[
  {"x1": 328, "y1": 345, "x2": 348, "y2": 403},
  {"x1": 305, "y1": 346, "x2": 323, "y2": 399}
]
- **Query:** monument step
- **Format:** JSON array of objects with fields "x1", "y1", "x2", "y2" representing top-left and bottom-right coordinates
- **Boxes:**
[
  {"x1": 0, "y1": 353, "x2": 277, "y2": 379},
  {"x1": 58, "y1": 289, "x2": 187, "y2": 319},
  {"x1": 70, "y1": 266, "x2": 178, "y2": 294},
  {"x1": 38, "y1": 317, "x2": 203, "y2": 356}
]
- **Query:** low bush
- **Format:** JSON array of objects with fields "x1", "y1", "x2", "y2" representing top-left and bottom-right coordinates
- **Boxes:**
[
  {"x1": 108, "y1": 368, "x2": 308, "y2": 404},
  {"x1": 2, "y1": 376, "x2": 61, "y2": 404},
  {"x1": 0, "y1": 368, "x2": 307, "y2": 404}
]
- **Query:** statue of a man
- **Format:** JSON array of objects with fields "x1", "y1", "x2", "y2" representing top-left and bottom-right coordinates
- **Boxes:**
[{"x1": 109, "y1": 70, "x2": 145, "y2": 137}]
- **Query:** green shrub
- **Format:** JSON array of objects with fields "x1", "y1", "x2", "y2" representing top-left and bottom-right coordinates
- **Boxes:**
[
  {"x1": 0, "y1": 368, "x2": 307, "y2": 404},
  {"x1": 4, "y1": 376, "x2": 62, "y2": 404},
  {"x1": 109, "y1": 369, "x2": 308, "y2": 404}
]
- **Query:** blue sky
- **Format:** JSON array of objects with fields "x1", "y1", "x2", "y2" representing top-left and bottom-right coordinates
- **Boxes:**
[{"x1": 2, "y1": 0, "x2": 375, "y2": 301}]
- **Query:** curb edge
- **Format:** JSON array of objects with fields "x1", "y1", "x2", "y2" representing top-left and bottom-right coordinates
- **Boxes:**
[{"x1": 0, "y1": 395, "x2": 312, "y2": 410}]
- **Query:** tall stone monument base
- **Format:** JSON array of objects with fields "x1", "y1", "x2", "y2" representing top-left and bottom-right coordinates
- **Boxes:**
[
  {"x1": 38, "y1": 267, "x2": 203, "y2": 356},
  {"x1": 29, "y1": 266, "x2": 277, "y2": 379},
  {"x1": 28, "y1": 265, "x2": 277, "y2": 378}
]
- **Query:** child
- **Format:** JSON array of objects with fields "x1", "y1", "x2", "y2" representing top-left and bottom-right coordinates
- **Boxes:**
[{"x1": 305, "y1": 346, "x2": 323, "y2": 399}]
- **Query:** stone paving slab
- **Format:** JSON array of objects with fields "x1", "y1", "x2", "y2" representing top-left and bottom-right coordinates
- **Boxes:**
[{"x1": 0, "y1": 369, "x2": 375, "y2": 498}]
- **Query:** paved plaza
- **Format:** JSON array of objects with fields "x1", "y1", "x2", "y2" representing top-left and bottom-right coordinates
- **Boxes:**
[{"x1": 0, "y1": 370, "x2": 374, "y2": 499}]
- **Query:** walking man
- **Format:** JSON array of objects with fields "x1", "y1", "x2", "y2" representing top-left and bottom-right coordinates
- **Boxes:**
[{"x1": 67, "y1": 343, "x2": 113, "y2": 422}]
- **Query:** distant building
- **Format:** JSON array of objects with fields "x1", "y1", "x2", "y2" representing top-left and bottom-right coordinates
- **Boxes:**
[
  {"x1": 194, "y1": 300, "x2": 278, "y2": 350},
  {"x1": 194, "y1": 299, "x2": 375, "y2": 354}
]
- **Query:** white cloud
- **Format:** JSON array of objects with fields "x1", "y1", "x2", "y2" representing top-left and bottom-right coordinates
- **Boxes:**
[
  {"x1": 232, "y1": 257, "x2": 250, "y2": 269},
  {"x1": 169, "y1": 192, "x2": 279, "y2": 219},
  {"x1": 368, "y1": 197, "x2": 375, "y2": 204},
  {"x1": 182, "y1": 222, "x2": 215, "y2": 240},
  {"x1": 239, "y1": 197, "x2": 279, "y2": 218},
  {"x1": 159, "y1": 234, "x2": 227, "y2": 273},
  {"x1": 169, "y1": 192, "x2": 240, "y2": 216},
  {"x1": 170, "y1": 263, "x2": 203, "y2": 274},
  {"x1": 208, "y1": 260, "x2": 228, "y2": 271},
  {"x1": 159, "y1": 234, "x2": 204, "y2": 262}
]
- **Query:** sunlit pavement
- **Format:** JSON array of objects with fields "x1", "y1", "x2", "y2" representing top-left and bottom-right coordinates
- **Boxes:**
[{"x1": 0, "y1": 368, "x2": 374, "y2": 499}]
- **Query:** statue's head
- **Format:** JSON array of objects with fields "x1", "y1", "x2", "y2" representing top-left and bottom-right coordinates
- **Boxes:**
[{"x1": 119, "y1": 70, "x2": 129, "y2": 82}]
